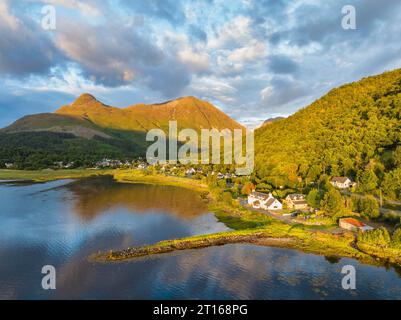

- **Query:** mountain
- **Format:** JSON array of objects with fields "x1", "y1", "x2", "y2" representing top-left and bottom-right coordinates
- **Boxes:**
[
  {"x1": 255, "y1": 68, "x2": 401, "y2": 199},
  {"x1": 54, "y1": 94, "x2": 243, "y2": 132},
  {"x1": 0, "y1": 95, "x2": 243, "y2": 169},
  {"x1": 261, "y1": 117, "x2": 285, "y2": 127},
  {"x1": 3, "y1": 94, "x2": 243, "y2": 139}
]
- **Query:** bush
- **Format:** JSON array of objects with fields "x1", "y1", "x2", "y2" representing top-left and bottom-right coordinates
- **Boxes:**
[
  {"x1": 391, "y1": 228, "x2": 401, "y2": 248},
  {"x1": 358, "y1": 227, "x2": 391, "y2": 247},
  {"x1": 222, "y1": 192, "x2": 233, "y2": 204}
]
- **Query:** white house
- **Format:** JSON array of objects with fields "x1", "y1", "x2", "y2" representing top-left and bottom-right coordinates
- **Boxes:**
[
  {"x1": 248, "y1": 191, "x2": 283, "y2": 211},
  {"x1": 186, "y1": 168, "x2": 196, "y2": 176},
  {"x1": 330, "y1": 177, "x2": 355, "y2": 189}
]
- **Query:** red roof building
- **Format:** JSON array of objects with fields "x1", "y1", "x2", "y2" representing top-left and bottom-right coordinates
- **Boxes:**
[{"x1": 339, "y1": 218, "x2": 374, "y2": 232}]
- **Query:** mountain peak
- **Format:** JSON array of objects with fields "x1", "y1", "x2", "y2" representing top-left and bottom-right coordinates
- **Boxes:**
[
  {"x1": 177, "y1": 96, "x2": 208, "y2": 104},
  {"x1": 72, "y1": 93, "x2": 98, "y2": 106},
  {"x1": 54, "y1": 94, "x2": 243, "y2": 131}
]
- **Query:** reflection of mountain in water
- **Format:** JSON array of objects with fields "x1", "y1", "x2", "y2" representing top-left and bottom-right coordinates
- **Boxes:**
[{"x1": 63, "y1": 176, "x2": 208, "y2": 221}]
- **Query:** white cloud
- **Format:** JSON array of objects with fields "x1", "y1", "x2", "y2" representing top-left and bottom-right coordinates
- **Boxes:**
[
  {"x1": 260, "y1": 86, "x2": 273, "y2": 101},
  {"x1": 178, "y1": 49, "x2": 209, "y2": 72},
  {"x1": 208, "y1": 16, "x2": 254, "y2": 49},
  {"x1": 32, "y1": 0, "x2": 102, "y2": 16},
  {"x1": 228, "y1": 41, "x2": 267, "y2": 64},
  {"x1": 0, "y1": 0, "x2": 19, "y2": 30},
  {"x1": 190, "y1": 77, "x2": 238, "y2": 104}
]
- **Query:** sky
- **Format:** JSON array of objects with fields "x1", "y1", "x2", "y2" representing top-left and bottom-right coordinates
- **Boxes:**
[{"x1": 1, "y1": 0, "x2": 401, "y2": 128}]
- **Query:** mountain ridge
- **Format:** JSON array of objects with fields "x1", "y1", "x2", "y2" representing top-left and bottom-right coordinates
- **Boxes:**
[
  {"x1": 53, "y1": 94, "x2": 244, "y2": 133},
  {"x1": 0, "y1": 95, "x2": 244, "y2": 169}
]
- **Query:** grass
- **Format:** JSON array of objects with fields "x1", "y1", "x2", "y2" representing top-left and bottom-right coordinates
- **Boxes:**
[
  {"x1": 0, "y1": 168, "x2": 114, "y2": 182},
  {"x1": 95, "y1": 220, "x2": 377, "y2": 264},
  {"x1": 210, "y1": 203, "x2": 274, "y2": 230},
  {"x1": 0, "y1": 168, "x2": 209, "y2": 192},
  {"x1": 357, "y1": 242, "x2": 401, "y2": 265},
  {"x1": 113, "y1": 170, "x2": 209, "y2": 192}
]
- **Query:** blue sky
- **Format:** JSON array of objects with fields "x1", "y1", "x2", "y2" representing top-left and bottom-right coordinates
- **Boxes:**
[{"x1": 1, "y1": 0, "x2": 401, "y2": 128}]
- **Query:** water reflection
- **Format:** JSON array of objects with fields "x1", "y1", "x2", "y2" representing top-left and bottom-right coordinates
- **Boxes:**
[
  {"x1": 1, "y1": 178, "x2": 401, "y2": 300},
  {"x1": 62, "y1": 176, "x2": 208, "y2": 221}
]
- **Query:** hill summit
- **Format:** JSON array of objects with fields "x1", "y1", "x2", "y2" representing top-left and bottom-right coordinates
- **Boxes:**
[
  {"x1": 254, "y1": 68, "x2": 401, "y2": 199},
  {"x1": 72, "y1": 93, "x2": 98, "y2": 106}
]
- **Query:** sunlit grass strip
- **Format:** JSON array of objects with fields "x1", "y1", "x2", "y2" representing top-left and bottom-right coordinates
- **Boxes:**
[
  {"x1": 94, "y1": 222, "x2": 378, "y2": 264},
  {"x1": 357, "y1": 243, "x2": 401, "y2": 265},
  {"x1": 0, "y1": 169, "x2": 114, "y2": 182},
  {"x1": 96, "y1": 229, "x2": 280, "y2": 262},
  {"x1": 113, "y1": 170, "x2": 209, "y2": 192}
]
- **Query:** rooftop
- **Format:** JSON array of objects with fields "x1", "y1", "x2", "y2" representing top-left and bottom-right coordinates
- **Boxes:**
[
  {"x1": 340, "y1": 218, "x2": 365, "y2": 228},
  {"x1": 332, "y1": 177, "x2": 351, "y2": 183}
]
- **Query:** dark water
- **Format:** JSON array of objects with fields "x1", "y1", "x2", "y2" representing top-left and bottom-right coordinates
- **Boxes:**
[{"x1": 0, "y1": 177, "x2": 401, "y2": 300}]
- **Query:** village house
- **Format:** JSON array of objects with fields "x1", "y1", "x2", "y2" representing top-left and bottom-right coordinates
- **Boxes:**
[
  {"x1": 284, "y1": 194, "x2": 309, "y2": 210},
  {"x1": 331, "y1": 177, "x2": 355, "y2": 189},
  {"x1": 339, "y1": 218, "x2": 374, "y2": 232},
  {"x1": 4, "y1": 163, "x2": 14, "y2": 169},
  {"x1": 137, "y1": 163, "x2": 148, "y2": 170},
  {"x1": 53, "y1": 161, "x2": 75, "y2": 169},
  {"x1": 96, "y1": 158, "x2": 123, "y2": 168},
  {"x1": 248, "y1": 191, "x2": 283, "y2": 211},
  {"x1": 185, "y1": 168, "x2": 196, "y2": 176}
]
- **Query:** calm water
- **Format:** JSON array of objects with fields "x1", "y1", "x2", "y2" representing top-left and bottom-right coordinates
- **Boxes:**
[{"x1": 0, "y1": 176, "x2": 401, "y2": 300}]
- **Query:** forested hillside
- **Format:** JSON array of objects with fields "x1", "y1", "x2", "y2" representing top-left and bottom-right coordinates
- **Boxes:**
[
  {"x1": 0, "y1": 132, "x2": 143, "y2": 169},
  {"x1": 255, "y1": 69, "x2": 401, "y2": 199}
]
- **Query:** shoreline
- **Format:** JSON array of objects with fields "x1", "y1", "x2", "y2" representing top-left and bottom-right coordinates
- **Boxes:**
[
  {"x1": 2, "y1": 169, "x2": 400, "y2": 267},
  {"x1": 92, "y1": 227, "x2": 386, "y2": 267}
]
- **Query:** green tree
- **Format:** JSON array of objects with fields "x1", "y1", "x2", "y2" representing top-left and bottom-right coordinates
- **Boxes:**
[
  {"x1": 358, "y1": 169, "x2": 378, "y2": 193},
  {"x1": 359, "y1": 195, "x2": 380, "y2": 219},
  {"x1": 306, "y1": 188, "x2": 322, "y2": 208},
  {"x1": 320, "y1": 189, "x2": 345, "y2": 216},
  {"x1": 393, "y1": 146, "x2": 401, "y2": 168},
  {"x1": 382, "y1": 168, "x2": 401, "y2": 199}
]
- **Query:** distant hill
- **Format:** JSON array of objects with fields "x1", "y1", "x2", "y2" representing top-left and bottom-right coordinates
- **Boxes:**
[
  {"x1": 255, "y1": 68, "x2": 401, "y2": 199},
  {"x1": 261, "y1": 117, "x2": 285, "y2": 127},
  {"x1": 0, "y1": 95, "x2": 243, "y2": 169}
]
